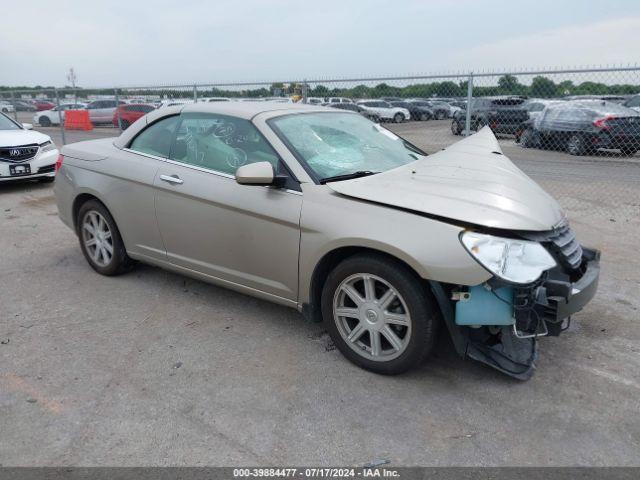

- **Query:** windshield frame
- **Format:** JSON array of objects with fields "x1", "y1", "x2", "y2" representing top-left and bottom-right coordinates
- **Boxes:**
[{"x1": 266, "y1": 111, "x2": 427, "y2": 184}]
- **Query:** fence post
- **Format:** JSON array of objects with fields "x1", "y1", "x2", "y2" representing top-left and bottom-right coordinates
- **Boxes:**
[
  {"x1": 465, "y1": 72, "x2": 473, "y2": 136},
  {"x1": 9, "y1": 91, "x2": 19, "y2": 121},
  {"x1": 114, "y1": 88, "x2": 122, "y2": 132},
  {"x1": 54, "y1": 88, "x2": 66, "y2": 146},
  {"x1": 302, "y1": 80, "x2": 308, "y2": 104},
  {"x1": 193, "y1": 85, "x2": 198, "y2": 103}
]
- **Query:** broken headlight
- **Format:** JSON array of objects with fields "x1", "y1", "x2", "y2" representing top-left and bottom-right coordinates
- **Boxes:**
[{"x1": 460, "y1": 231, "x2": 556, "y2": 284}]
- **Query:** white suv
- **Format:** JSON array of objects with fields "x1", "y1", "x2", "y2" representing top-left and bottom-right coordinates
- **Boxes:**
[
  {"x1": 357, "y1": 100, "x2": 411, "y2": 123},
  {"x1": 0, "y1": 101, "x2": 16, "y2": 114},
  {"x1": 0, "y1": 113, "x2": 59, "y2": 183},
  {"x1": 33, "y1": 103, "x2": 87, "y2": 127}
]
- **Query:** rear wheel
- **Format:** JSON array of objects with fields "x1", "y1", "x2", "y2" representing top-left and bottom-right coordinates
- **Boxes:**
[
  {"x1": 420, "y1": 112, "x2": 429, "y2": 121},
  {"x1": 321, "y1": 253, "x2": 439, "y2": 375},
  {"x1": 39, "y1": 116, "x2": 51, "y2": 127},
  {"x1": 566, "y1": 134, "x2": 586, "y2": 156},
  {"x1": 519, "y1": 128, "x2": 535, "y2": 148},
  {"x1": 393, "y1": 113, "x2": 404, "y2": 123},
  {"x1": 451, "y1": 120, "x2": 462, "y2": 135},
  {"x1": 435, "y1": 111, "x2": 446, "y2": 120},
  {"x1": 77, "y1": 200, "x2": 134, "y2": 276}
]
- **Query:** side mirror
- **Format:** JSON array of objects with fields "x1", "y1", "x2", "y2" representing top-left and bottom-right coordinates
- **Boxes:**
[
  {"x1": 235, "y1": 161, "x2": 286, "y2": 187},
  {"x1": 22, "y1": 123, "x2": 33, "y2": 130}
]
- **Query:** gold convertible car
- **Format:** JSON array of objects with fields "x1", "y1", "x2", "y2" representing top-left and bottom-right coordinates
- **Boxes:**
[{"x1": 54, "y1": 102, "x2": 600, "y2": 379}]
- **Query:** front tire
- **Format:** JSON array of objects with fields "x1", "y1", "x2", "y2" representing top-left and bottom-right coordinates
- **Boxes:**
[
  {"x1": 393, "y1": 113, "x2": 403, "y2": 123},
  {"x1": 77, "y1": 200, "x2": 134, "y2": 276},
  {"x1": 39, "y1": 116, "x2": 51, "y2": 127},
  {"x1": 321, "y1": 253, "x2": 439, "y2": 375}
]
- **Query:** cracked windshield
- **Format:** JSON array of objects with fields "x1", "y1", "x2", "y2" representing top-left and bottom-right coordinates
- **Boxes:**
[{"x1": 272, "y1": 112, "x2": 425, "y2": 180}]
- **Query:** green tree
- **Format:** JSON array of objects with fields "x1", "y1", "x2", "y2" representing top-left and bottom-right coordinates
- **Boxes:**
[
  {"x1": 530, "y1": 76, "x2": 557, "y2": 98},
  {"x1": 497, "y1": 74, "x2": 520, "y2": 94}
]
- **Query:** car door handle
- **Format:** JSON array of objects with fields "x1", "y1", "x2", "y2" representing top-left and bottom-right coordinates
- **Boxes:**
[{"x1": 160, "y1": 174, "x2": 183, "y2": 185}]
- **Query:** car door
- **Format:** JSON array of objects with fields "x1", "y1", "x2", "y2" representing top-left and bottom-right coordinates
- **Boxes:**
[
  {"x1": 116, "y1": 114, "x2": 182, "y2": 261},
  {"x1": 153, "y1": 112, "x2": 303, "y2": 303}
]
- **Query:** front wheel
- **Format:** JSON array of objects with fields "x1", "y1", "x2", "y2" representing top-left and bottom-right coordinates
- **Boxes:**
[
  {"x1": 321, "y1": 254, "x2": 439, "y2": 375},
  {"x1": 420, "y1": 113, "x2": 429, "y2": 121},
  {"x1": 39, "y1": 116, "x2": 52, "y2": 127}
]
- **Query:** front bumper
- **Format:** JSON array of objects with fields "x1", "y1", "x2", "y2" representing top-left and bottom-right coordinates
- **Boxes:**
[{"x1": 0, "y1": 148, "x2": 59, "y2": 182}]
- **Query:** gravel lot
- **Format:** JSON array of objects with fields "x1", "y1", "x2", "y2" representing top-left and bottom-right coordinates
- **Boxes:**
[{"x1": 1, "y1": 116, "x2": 639, "y2": 466}]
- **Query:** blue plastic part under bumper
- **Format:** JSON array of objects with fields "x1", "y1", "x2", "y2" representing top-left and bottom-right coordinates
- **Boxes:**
[{"x1": 455, "y1": 285, "x2": 514, "y2": 326}]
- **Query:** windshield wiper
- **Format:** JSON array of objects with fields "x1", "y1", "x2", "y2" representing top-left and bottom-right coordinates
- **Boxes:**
[{"x1": 319, "y1": 170, "x2": 379, "y2": 184}]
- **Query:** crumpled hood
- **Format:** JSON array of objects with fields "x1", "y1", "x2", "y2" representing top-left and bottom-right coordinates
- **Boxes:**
[
  {"x1": 326, "y1": 127, "x2": 564, "y2": 231},
  {"x1": 0, "y1": 129, "x2": 51, "y2": 147}
]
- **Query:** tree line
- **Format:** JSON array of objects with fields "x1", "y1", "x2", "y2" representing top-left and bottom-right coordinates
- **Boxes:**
[{"x1": 2, "y1": 75, "x2": 640, "y2": 100}]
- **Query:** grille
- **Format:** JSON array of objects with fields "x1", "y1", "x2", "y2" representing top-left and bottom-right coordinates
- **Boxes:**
[
  {"x1": 546, "y1": 223, "x2": 583, "y2": 270},
  {"x1": 0, "y1": 144, "x2": 39, "y2": 163},
  {"x1": 524, "y1": 221, "x2": 583, "y2": 271}
]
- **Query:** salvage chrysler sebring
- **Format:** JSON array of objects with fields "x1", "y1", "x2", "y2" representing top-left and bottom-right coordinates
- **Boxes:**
[{"x1": 54, "y1": 103, "x2": 600, "y2": 379}]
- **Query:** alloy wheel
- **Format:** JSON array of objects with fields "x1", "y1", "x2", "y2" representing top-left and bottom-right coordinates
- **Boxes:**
[
  {"x1": 333, "y1": 273, "x2": 412, "y2": 362},
  {"x1": 81, "y1": 210, "x2": 114, "y2": 267}
]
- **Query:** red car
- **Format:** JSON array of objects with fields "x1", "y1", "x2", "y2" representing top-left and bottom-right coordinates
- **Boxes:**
[
  {"x1": 33, "y1": 100, "x2": 56, "y2": 111},
  {"x1": 112, "y1": 103, "x2": 155, "y2": 129}
]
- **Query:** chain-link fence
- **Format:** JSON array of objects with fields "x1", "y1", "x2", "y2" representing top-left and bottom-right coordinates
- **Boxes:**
[{"x1": 2, "y1": 67, "x2": 640, "y2": 221}]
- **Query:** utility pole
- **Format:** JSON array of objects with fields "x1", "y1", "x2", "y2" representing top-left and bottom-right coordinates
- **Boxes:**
[{"x1": 67, "y1": 67, "x2": 77, "y2": 103}]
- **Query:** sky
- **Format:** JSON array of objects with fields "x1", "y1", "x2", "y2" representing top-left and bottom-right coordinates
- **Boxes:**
[{"x1": 1, "y1": 0, "x2": 640, "y2": 87}]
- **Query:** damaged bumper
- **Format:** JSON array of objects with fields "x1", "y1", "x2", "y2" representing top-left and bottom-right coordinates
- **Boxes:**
[{"x1": 431, "y1": 247, "x2": 601, "y2": 381}]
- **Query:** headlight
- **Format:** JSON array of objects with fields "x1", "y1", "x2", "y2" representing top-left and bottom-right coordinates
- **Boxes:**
[
  {"x1": 40, "y1": 140, "x2": 56, "y2": 152},
  {"x1": 460, "y1": 231, "x2": 556, "y2": 284}
]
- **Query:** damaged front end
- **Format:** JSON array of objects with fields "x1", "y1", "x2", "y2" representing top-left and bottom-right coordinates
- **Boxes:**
[{"x1": 431, "y1": 221, "x2": 601, "y2": 380}]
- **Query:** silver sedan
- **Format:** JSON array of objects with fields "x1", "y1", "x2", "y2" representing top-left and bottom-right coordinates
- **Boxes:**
[{"x1": 54, "y1": 102, "x2": 600, "y2": 379}]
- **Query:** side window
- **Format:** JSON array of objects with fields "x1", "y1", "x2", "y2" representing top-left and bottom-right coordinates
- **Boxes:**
[
  {"x1": 627, "y1": 96, "x2": 640, "y2": 107},
  {"x1": 169, "y1": 113, "x2": 280, "y2": 176},
  {"x1": 129, "y1": 115, "x2": 180, "y2": 158}
]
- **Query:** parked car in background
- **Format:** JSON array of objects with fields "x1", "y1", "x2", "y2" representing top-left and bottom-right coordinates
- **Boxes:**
[
  {"x1": 623, "y1": 95, "x2": 640, "y2": 113},
  {"x1": 156, "y1": 99, "x2": 194, "y2": 109},
  {"x1": 408, "y1": 100, "x2": 451, "y2": 120},
  {"x1": 9, "y1": 100, "x2": 37, "y2": 111},
  {"x1": 328, "y1": 102, "x2": 380, "y2": 122},
  {"x1": 327, "y1": 97, "x2": 354, "y2": 104},
  {"x1": 519, "y1": 100, "x2": 640, "y2": 156},
  {"x1": 306, "y1": 97, "x2": 325, "y2": 105},
  {"x1": 564, "y1": 95, "x2": 630, "y2": 104},
  {"x1": 0, "y1": 112, "x2": 59, "y2": 183},
  {"x1": 451, "y1": 96, "x2": 529, "y2": 136},
  {"x1": 86, "y1": 100, "x2": 126, "y2": 124},
  {"x1": 202, "y1": 97, "x2": 231, "y2": 102},
  {"x1": 32, "y1": 100, "x2": 56, "y2": 111},
  {"x1": 522, "y1": 99, "x2": 565, "y2": 121},
  {"x1": 53, "y1": 103, "x2": 600, "y2": 380},
  {"x1": 33, "y1": 103, "x2": 87, "y2": 127},
  {"x1": 0, "y1": 101, "x2": 16, "y2": 114},
  {"x1": 113, "y1": 104, "x2": 156, "y2": 129},
  {"x1": 357, "y1": 100, "x2": 410, "y2": 123},
  {"x1": 389, "y1": 101, "x2": 433, "y2": 121}
]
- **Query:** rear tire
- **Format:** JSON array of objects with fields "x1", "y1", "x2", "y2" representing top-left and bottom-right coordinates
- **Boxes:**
[
  {"x1": 77, "y1": 199, "x2": 135, "y2": 276},
  {"x1": 451, "y1": 120, "x2": 462, "y2": 135},
  {"x1": 435, "y1": 111, "x2": 446, "y2": 120},
  {"x1": 39, "y1": 117, "x2": 51, "y2": 127},
  {"x1": 321, "y1": 253, "x2": 439, "y2": 375},
  {"x1": 420, "y1": 113, "x2": 429, "y2": 121},
  {"x1": 567, "y1": 134, "x2": 586, "y2": 156},
  {"x1": 393, "y1": 113, "x2": 403, "y2": 123}
]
